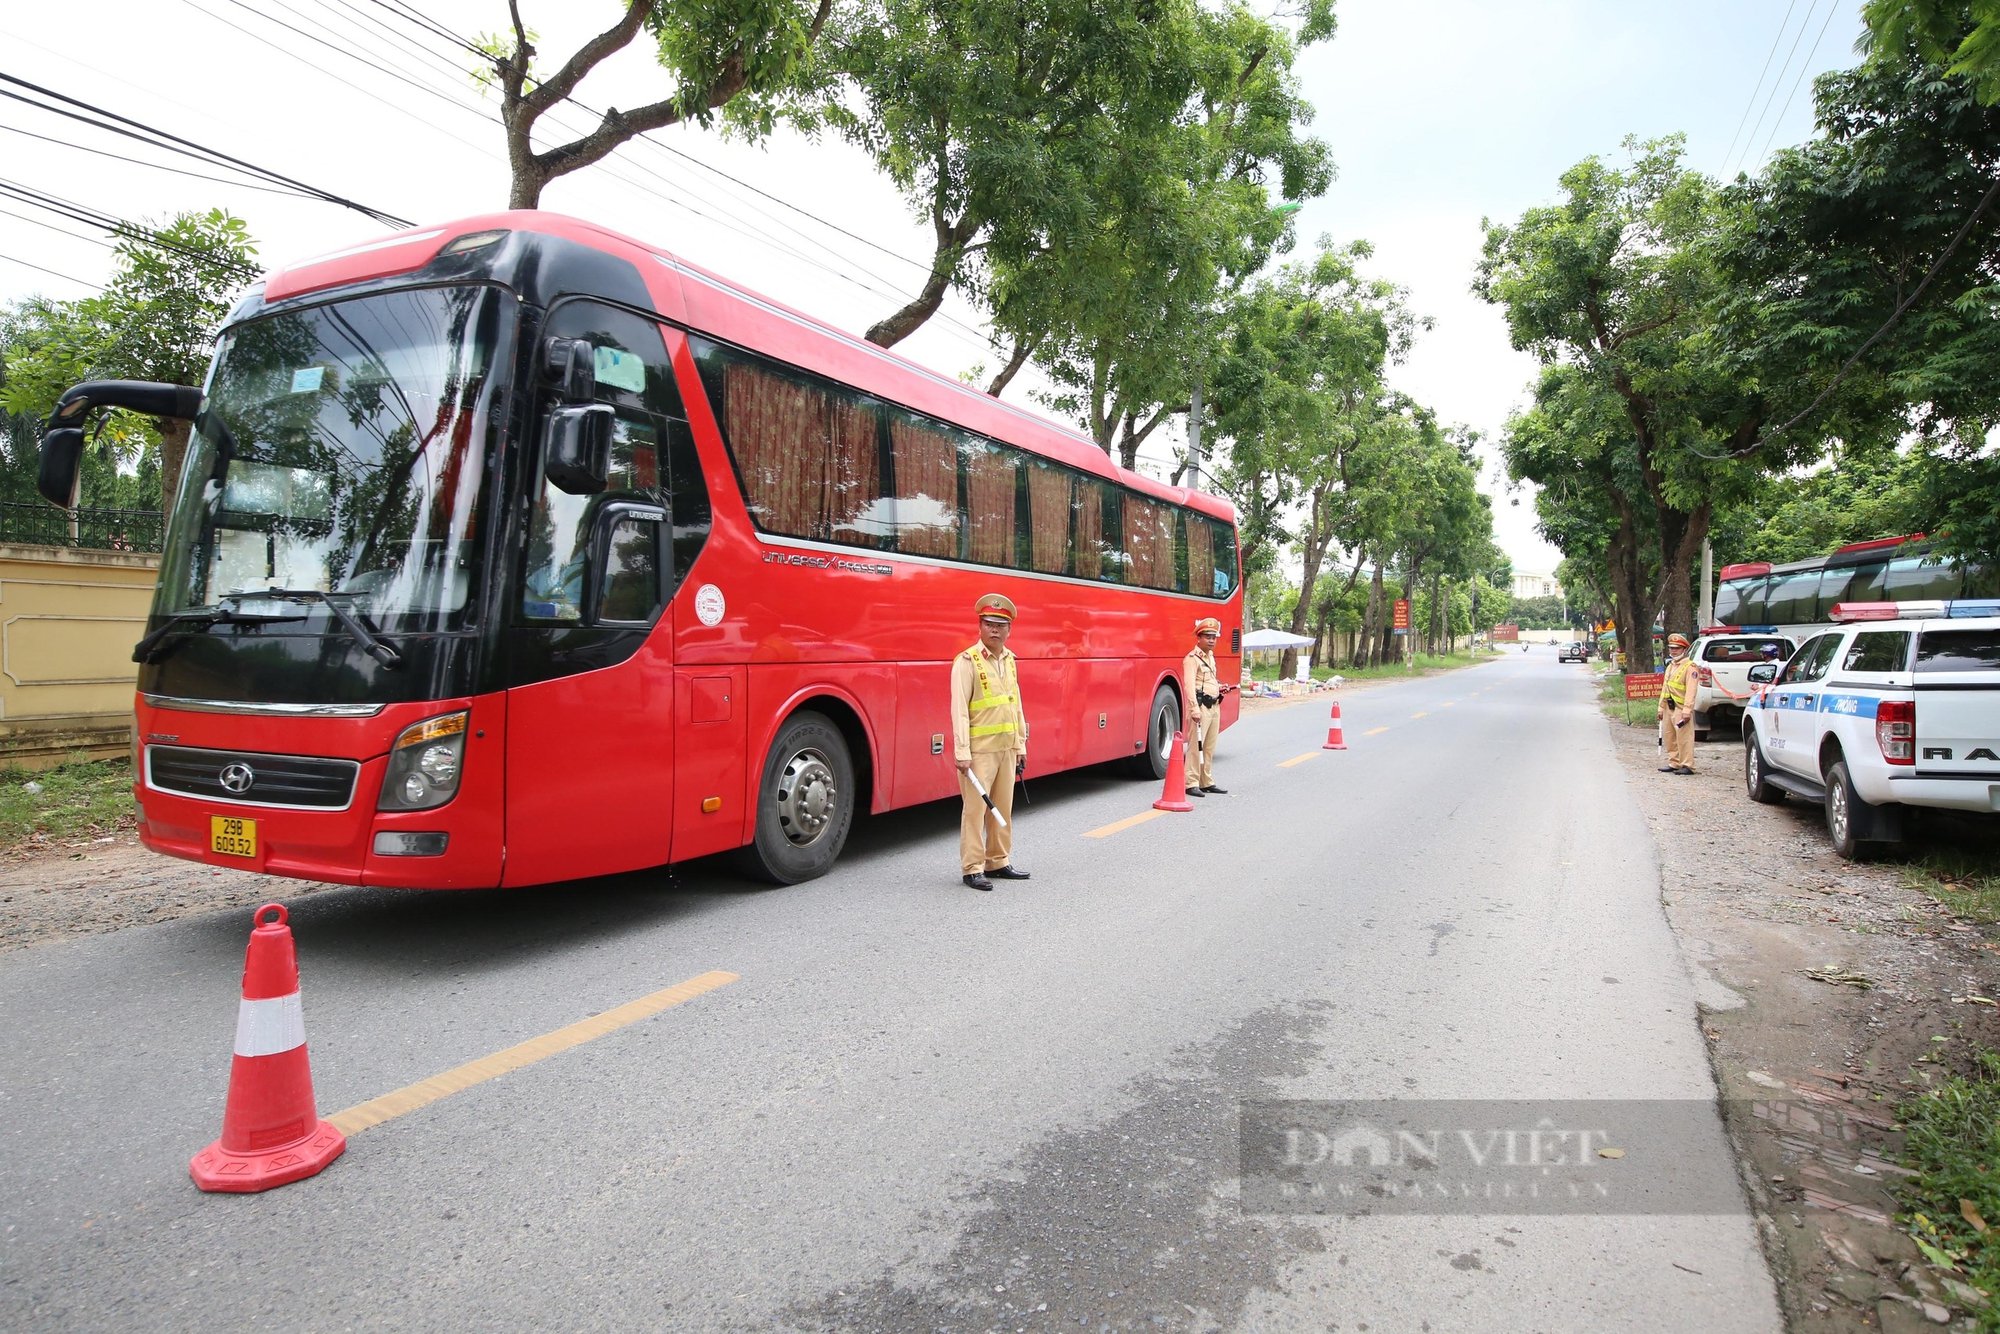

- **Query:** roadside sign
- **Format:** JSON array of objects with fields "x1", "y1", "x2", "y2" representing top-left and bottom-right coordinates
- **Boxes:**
[
  {"x1": 1622, "y1": 671, "x2": 1664, "y2": 727},
  {"x1": 1392, "y1": 599, "x2": 1410, "y2": 631}
]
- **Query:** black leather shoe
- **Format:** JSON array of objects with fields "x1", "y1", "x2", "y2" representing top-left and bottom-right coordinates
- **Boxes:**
[
  {"x1": 1201, "y1": 785, "x2": 1228, "y2": 794},
  {"x1": 1186, "y1": 786, "x2": 1206, "y2": 797},
  {"x1": 987, "y1": 864, "x2": 1031, "y2": 880},
  {"x1": 963, "y1": 873, "x2": 993, "y2": 891},
  {"x1": 1657, "y1": 765, "x2": 1676, "y2": 772},
  {"x1": 1675, "y1": 766, "x2": 1696, "y2": 775}
]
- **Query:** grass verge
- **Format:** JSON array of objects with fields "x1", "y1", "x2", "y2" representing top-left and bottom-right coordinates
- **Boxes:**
[
  {"x1": 0, "y1": 757, "x2": 137, "y2": 851},
  {"x1": 1897, "y1": 1049, "x2": 2000, "y2": 1328},
  {"x1": 1901, "y1": 847, "x2": 2000, "y2": 926}
]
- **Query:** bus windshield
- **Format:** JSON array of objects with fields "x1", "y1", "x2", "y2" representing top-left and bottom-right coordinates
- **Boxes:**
[{"x1": 154, "y1": 285, "x2": 510, "y2": 634}]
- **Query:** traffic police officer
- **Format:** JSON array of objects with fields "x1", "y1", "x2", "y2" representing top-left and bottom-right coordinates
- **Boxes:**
[
  {"x1": 1659, "y1": 632, "x2": 1696, "y2": 775},
  {"x1": 950, "y1": 593, "x2": 1031, "y2": 890},
  {"x1": 1183, "y1": 617, "x2": 1228, "y2": 796}
]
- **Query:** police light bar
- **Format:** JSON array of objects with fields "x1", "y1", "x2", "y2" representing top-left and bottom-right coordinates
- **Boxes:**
[
  {"x1": 1946, "y1": 599, "x2": 2000, "y2": 618},
  {"x1": 1830, "y1": 601, "x2": 1944, "y2": 622},
  {"x1": 1699, "y1": 625, "x2": 1738, "y2": 635}
]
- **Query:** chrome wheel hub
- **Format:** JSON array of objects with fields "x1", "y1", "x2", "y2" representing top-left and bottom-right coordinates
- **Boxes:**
[{"x1": 776, "y1": 748, "x2": 837, "y2": 847}]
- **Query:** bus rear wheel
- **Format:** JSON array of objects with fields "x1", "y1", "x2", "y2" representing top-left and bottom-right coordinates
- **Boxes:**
[
  {"x1": 741, "y1": 711, "x2": 854, "y2": 884},
  {"x1": 1124, "y1": 682, "x2": 1180, "y2": 779}
]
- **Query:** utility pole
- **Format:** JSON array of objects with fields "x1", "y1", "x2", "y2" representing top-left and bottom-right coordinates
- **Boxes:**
[{"x1": 1186, "y1": 376, "x2": 1203, "y2": 492}]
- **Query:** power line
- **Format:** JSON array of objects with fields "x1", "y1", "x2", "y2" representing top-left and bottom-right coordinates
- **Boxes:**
[
  {"x1": 1751, "y1": 1, "x2": 1841, "y2": 171},
  {"x1": 0, "y1": 119, "x2": 324, "y2": 196},
  {"x1": 0, "y1": 70, "x2": 412, "y2": 227},
  {"x1": 1720, "y1": 0, "x2": 1801, "y2": 173},
  {"x1": 0, "y1": 203, "x2": 115, "y2": 249},
  {"x1": 1729, "y1": 0, "x2": 1827, "y2": 180},
  {"x1": 0, "y1": 178, "x2": 264, "y2": 282},
  {"x1": 0, "y1": 252, "x2": 104, "y2": 291}
]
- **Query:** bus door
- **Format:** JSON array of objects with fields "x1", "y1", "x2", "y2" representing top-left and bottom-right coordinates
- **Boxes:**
[{"x1": 501, "y1": 300, "x2": 683, "y2": 886}]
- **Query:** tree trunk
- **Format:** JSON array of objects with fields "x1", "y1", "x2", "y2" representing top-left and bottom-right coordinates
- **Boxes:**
[{"x1": 158, "y1": 416, "x2": 192, "y2": 515}]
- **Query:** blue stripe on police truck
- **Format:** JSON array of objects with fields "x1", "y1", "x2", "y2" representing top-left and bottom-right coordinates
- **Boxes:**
[{"x1": 1761, "y1": 692, "x2": 1881, "y2": 719}]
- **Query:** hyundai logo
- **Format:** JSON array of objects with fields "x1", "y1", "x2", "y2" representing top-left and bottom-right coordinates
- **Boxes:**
[{"x1": 218, "y1": 763, "x2": 256, "y2": 795}]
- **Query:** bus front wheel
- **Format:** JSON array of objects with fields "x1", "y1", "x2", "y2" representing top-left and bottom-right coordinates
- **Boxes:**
[
  {"x1": 741, "y1": 711, "x2": 854, "y2": 884},
  {"x1": 1124, "y1": 682, "x2": 1180, "y2": 779}
]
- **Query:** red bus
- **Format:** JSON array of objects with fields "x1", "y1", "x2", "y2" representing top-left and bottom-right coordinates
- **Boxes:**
[{"x1": 37, "y1": 212, "x2": 1242, "y2": 888}]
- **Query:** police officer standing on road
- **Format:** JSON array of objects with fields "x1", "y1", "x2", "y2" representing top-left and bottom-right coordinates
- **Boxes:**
[
  {"x1": 1659, "y1": 632, "x2": 1696, "y2": 775},
  {"x1": 950, "y1": 594, "x2": 1031, "y2": 891},
  {"x1": 1183, "y1": 618, "x2": 1229, "y2": 797}
]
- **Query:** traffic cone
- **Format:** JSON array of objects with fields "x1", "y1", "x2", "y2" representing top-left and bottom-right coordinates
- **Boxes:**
[
  {"x1": 1323, "y1": 701, "x2": 1348, "y2": 750},
  {"x1": 1153, "y1": 730, "x2": 1195, "y2": 812},
  {"x1": 190, "y1": 903, "x2": 345, "y2": 1193}
]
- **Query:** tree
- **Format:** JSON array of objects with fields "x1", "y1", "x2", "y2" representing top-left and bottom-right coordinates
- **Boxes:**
[
  {"x1": 1718, "y1": 26, "x2": 2000, "y2": 572},
  {"x1": 488, "y1": 0, "x2": 833, "y2": 209},
  {"x1": 0, "y1": 209, "x2": 257, "y2": 509},
  {"x1": 1477, "y1": 137, "x2": 1823, "y2": 670},
  {"x1": 815, "y1": 0, "x2": 1332, "y2": 382},
  {"x1": 1863, "y1": 0, "x2": 2000, "y2": 103}
]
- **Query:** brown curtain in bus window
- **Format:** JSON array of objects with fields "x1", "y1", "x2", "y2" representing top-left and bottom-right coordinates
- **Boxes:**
[
  {"x1": 1027, "y1": 464, "x2": 1072, "y2": 574},
  {"x1": 1072, "y1": 479, "x2": 1104, "y2": 579},
  {"x1": 1185, "y1": 514, "x2": 1214, "y2": 597},
  {"x1": 724, "y1": 362, "x2": 817, "y2": 537},
  {"x1": 1124, "y1": 496, "x2": 1173, "y2": 589},
  {"x1": 826, "y1": 397, "x2": 886, "y2": 547},
  {"x1": 966, "y1": 445, "x2": 1018, "y2": 568},
  {"x1": 890, "y1": 415, "x2": 960, "y2": 557}
]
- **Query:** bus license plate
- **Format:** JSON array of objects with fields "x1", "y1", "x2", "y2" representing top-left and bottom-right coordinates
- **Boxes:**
[{"x1": 210, "y1": 816, "x2": 258, "y2": 858}]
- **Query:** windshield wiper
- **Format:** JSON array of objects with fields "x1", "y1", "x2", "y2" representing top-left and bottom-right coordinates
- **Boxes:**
[
  {"x1": 131, "y1": 606, "x2": 306, "y2": 664},
  {"x1": 227, "y1": 589, "x2": 403, "y2": 667}
]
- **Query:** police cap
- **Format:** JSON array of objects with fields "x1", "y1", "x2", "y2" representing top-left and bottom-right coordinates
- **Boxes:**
[
  {"x1": 975, "y1": 593, "x2": 1016, "y2": 622},
  {"x1": 1194, "y1": 617, "x2": 1221, "y2": 636},
  {"x1": 1667, "y1": 633, "x2": 1690, "y2": 649}
]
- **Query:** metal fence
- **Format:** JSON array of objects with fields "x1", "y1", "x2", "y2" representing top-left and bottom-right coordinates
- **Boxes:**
[{"x1": 0, "y1": 503, "x2": 164, "y2": 552}]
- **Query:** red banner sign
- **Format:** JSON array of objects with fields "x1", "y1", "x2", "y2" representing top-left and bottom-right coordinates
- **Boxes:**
[
  {"x1": 1623, "y1": 672, "x2": 1665, "y2": 701},
  {"x1": 1392, "y1": 599, "x2": 1410, "y2": 630}
]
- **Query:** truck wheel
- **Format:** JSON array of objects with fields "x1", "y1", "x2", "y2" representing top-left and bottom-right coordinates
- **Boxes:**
[
  {"x1": 1124, "y1": 682, "x2": 1180, "y2": 779},
  {"x1": 1745, "y1": 735, "x2": 1784, "y2": 805},
  {"x1": 739, "y1": 712, "x2": 853, "y2": 884},
  {"x1": 1823, "y1": 758, "x2": 1872, "y2": 861}
]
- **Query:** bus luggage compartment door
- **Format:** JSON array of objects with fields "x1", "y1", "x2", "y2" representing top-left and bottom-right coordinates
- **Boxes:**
[{"x1": 502, "y1": 653, "x2": 675, "y2": 886}]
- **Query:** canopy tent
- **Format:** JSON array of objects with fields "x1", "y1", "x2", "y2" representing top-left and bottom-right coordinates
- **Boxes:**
[{"x1": 1240, "y1": 627, "x2": 1315, "y2": 651}]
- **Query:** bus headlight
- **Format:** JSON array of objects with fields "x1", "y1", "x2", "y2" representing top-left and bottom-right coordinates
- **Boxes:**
[{"x1": 379, "y1": 711, "x2": 469, "y2": 811}]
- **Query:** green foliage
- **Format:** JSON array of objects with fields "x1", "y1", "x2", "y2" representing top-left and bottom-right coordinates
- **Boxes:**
[
  {"x1": 1510, "y1": 594, "x2": 1574, "y2": 630},
  {"x1": 0, "y1": 209, "x2": 256, "y2": 509},
  {"x1": 0, "y1": 757, "x2": 135, "y2": 848},
  {"x1": 1897, "y1": 1049, "x2": 2000, "y2": 1327},
  {"x1": 1865, "y1": 0, "x2": 2000, "y2": 104}
]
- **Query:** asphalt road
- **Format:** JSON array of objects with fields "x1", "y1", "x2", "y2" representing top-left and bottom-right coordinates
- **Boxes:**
[{"x1": 0, "y1": 651, "x2": 1780, "y2": 1332}]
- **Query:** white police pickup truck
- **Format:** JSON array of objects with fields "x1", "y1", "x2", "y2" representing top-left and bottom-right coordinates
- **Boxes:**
[{"x1": 1741, "y1": 601, "x2": 2000, "y2": 858}]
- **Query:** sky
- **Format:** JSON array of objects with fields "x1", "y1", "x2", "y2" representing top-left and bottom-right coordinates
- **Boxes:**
[{"x1": 0, "y1": 0, "x2": 1869, "y2": 577}]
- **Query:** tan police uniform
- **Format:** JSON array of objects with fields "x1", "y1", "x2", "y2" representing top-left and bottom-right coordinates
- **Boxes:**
[
  {"x1": 1661, "y1": 638, "x2": 1696, "y2": 772},
  {"x1": 951, "y1": 597, "x2": 1028, "y2": 876},
  {"x1": 1182, "y1": 618, "x2": 1223, "y2": 792}
]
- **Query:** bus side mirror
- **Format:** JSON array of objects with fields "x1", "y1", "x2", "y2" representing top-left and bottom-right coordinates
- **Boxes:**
[
  {"x1": 545, "y1": 403, "x2": 614, "y2": 495},
  {"x1": 38, "y1": 427, "x2": 85, "y2": 508},
  {"x1": 37, "y1": 379, "x2": 204, "y2": 508},
  {"x1": 1748, "y1": 663, "x2": 1777, "y2": 684},
  {"x1": 544, "y1": 338, "x2": 596, "y2": 403}
]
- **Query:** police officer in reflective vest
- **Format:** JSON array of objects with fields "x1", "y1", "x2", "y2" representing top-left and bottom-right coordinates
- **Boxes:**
[
  {"x1": 950, "y1": 593, "x2": 1031, "y2": 890},
  {"x1": 1183, "y1": 617, "x2": 1228, "y2": 796},
  {"x1": 1659, "y1": 632, "x2": 1696, "y2": 775}
]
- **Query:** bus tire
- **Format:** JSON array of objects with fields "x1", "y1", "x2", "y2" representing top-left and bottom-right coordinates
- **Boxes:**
[
  {"x1": 740, "y1": 711, "x2": 854, "y2": 885},
  {"x1": 1124, "y1": 682, "x2": 1180, "y2": 779}
]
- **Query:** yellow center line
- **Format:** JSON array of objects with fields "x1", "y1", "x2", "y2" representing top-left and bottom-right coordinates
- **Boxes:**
[
  {"x1": 1363, "y1": 726, "x2": 1391, "y2": 736},
  {"x1": 1083, "y1": 809, "x2": 1168, "y2": 838},
  {"x1": 326, "y1": 970, "x2": 739, "y2": 1135},
  {"x1": 1279, "y1": 752, "x2": 1320, "y2": 767},
  {"x1": 1411, "y1": 710, "x2": 1428, "y2": 719},
  {"x1": 1441, "y1": 701, "x2": 1455, "y2": 707}
]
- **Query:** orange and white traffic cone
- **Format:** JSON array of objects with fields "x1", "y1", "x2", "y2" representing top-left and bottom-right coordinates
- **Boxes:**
[
  {"x1": 1323, "y1": 701, "x2": 1348, "y2": 750},
  {"x1": 190, "y1": 903, "x2": 345, "y2": 1193},
  {"x1": 1153, "y1": 731, "x2": 1195, "y2": 812}
]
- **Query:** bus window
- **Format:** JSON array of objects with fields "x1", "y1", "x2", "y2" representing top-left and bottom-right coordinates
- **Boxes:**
[
  {"x1": 1766, "y1": 568, "x2": 1826, "y2": 625},
  {"x1": 1122, "y1": 493, "x2": 1175, "y2": 590},
  {"x1": 711, "y1": 355, "x2": 887, "y2": 549},
  {"x1": 1024, "y1": 458, "x2": 1072, "y2": 575},
  {"x1": 964, "y1": 437, "x2": 1020, "y2": 569},
  {"x1": 1072, "y1": 477, "x2": 1109, "y2": 579},
  {"x1": 1882, "y1": 554, "x2": 1961, "y2": 601},
  {"x1": 886, "y1": 410, "x2": 961, "y2": 558}
]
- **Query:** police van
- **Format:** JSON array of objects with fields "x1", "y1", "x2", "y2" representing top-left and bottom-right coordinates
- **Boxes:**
[{"x1": 1741, "y1": 601, "x2": 2000, "y2": 858}]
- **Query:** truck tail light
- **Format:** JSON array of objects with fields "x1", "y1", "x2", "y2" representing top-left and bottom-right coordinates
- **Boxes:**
[{"x1": 1875, "y1": 700, "x2": 1915, "y2": 765}]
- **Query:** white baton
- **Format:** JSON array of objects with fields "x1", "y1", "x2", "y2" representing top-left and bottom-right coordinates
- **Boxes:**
[{"x1": 966, "y1": 768, "x2": 1008, "y2": 829}]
